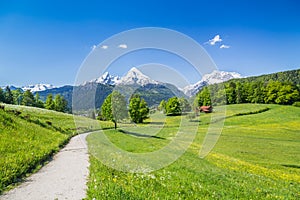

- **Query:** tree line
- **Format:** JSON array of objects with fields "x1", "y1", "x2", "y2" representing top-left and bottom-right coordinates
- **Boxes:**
[
  {"x1": 98, "y1": 91, "x2": 193, "y2": 129},
  {"x1": 195, "y1": 80, "x2": 300, "y2": 107},
  {"x1": 158, "y1": 97, "x2": 191, "y2": 115},
  {"x1": 0, "y1": 86, "x2": 69, "y2": 113}
]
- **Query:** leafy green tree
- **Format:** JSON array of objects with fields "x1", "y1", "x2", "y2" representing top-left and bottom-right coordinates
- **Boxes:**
[
  {"x1": 264, "y1": 81, "x2": 280, "y2": 104},
  {"x1": 101, "y1": 91, "x2": 128, "y2": 129},
  {"x1": 235, "y1": 82, "x2": 243, "y2": 104},
  {"x1": 12, "y1": 88, "x2": 23, "y2": 105},
  {"x1": 34, "y1": 92, "x2": 45, "y2": 108},
  {"x1": 196, "y1": 87, "x2": 211, "y2": 106},
  {"x1": 111, "y1": 91, "x2": 128, "y2": 126},
  {"x1": 251, "y1": 82, "x2": 265, "y2": 103},
  {"x1": 178, "y1": 97, "x2": 191, "y2": 112},
  {"x1": 4, "y1": 86, "x2": 13, "y2": 104},
  {"x1": 101, "y1": 94, "x2": 113, "y2": 120},
  {"x1": 158, "y1": 99, "x2": 166, "y2": 112},
  {"x1": 54, "y1": 94, "x2": 68, "y2": 112},
  {"x1": 275, "y1": 84, "x2": 300, "y2": 105},
  {"x1": 165, "y1": 96, "x2": 181, "y2": 116},
  {"x1": 225, "y1": 82, "x2": 236, "y2": 104},
  {"x1": 129, "y1": 94, "x2": 149, "y2": 123},
  {"x1": 21, "y1": 90, "x2": 35, "y2": 106},
  {"x1": 45, "y1": 94, "x2": 55, "y2": 110},
  {"x1": 0, "y1": 88, "x2": 5, "y2": 103}
]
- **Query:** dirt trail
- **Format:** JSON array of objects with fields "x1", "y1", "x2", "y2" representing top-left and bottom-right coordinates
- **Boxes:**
[{"x1": 0, "y1": 132, "x2": 91, "y2": 200}]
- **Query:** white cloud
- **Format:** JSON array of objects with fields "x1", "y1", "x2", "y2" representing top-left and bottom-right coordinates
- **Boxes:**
[
  {"x1": 208, "y1": 35, "x2": 222, "y2": 45},
  {"x1": 118, "y1": 44, "x2": 127, "y2": 49},
  {"x1": 220, "y1": 44, "x2": 230, "y2": 49},
  {"x1": 101, "y1": 45, "x2": 108, "y2": 49}
]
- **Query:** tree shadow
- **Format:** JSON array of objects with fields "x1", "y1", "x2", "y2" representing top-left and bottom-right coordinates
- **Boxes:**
[
  {"x1": 282, "y1": 164, "x2": 300, "y2": 169},
  {"x1": 142, "y1": 121, "x2": 165, "y2": 125},
  {"x1": 118, "y1": 129, "x2": 165, "y2": 140}
]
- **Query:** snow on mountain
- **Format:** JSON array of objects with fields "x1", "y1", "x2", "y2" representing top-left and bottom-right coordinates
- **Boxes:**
[
  {"x1": 117, "y1": 67, "x2": 159, "y2": 86},
  {"x1": 201, "y1": 70, "x2": 242, "y2": 85},
  {"x1": 183, "y1": 70, "x2": 242, "y2": 96},
  {"x1": 1, "y1": 85, "x2": 18, "y2": 90},
  {"x1": 90, "y1": 72, "x2": 121, "y2": 85},
  {"x1": 89, "y1": 67, "x2": 159, "y2": 86},
  {"x1": 87, "y1": 68, "x2": 241, "y2": 97},
  {"x1": 22, "y1": 84, "x2": 56, "y2": 92}
]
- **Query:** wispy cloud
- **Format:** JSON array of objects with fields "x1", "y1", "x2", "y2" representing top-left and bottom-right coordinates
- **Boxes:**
[
  {"x1": 118, "y1": 44, "x2": 127, "y2": 49},
  {"x1": 101, "y1": 45, "x2": 108, "y2": 49},
  {"x1": 208, "y1": 35, "x2": 222, "y2": 45},
  {"x1": 220, "y1": 44, "x2": 230, "y2": 49}
]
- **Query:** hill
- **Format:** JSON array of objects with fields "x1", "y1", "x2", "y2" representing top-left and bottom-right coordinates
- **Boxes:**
[
  {"x1": 195, "y1": 68, "x2": 300, "y2": 106},
  {"x1": 0, "y1": 104, "x2": 113, "y2": 194},
  {"x1": 240, "y1": 68, "x2": 300, "y2": 85}
]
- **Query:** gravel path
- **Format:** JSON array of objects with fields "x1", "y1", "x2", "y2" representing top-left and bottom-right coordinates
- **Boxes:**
[{"x1": 0, "y1": 132, "x2": 91, "y2": 200}]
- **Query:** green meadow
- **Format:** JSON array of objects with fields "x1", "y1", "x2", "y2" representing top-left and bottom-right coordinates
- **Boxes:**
[
  {"x1": 1, "y1": 103, "x2": 299, "y2": 199},
  {"x1": 87, "y1": 104, "x2": 300, "y2": 199},
  {"x1": 0, "y1": 104, "x2": 108, "y2": 193}
]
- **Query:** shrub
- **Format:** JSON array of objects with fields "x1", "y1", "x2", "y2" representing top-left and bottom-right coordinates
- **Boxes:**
[{"x1": 292, "y1": 102, "x2": 300, "y2": 107}]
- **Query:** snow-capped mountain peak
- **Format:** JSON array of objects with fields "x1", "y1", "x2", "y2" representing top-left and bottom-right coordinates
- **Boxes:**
[
  {"x1": 86, "y1": 68, "x2": 241, "y2": 96},
  {"x1": 202, "y1": 70, "x2": 242, "y2": 85},
  {"x1": 22, "y1": 84, "x2": 56, "y2": 92},
  {"x1": 90, "y1": 72, "x2": 121, "y2": 85},
  {"x1": 117, "y1": 67, "x2": 159, "y2": 86},
  {"x1": 183, "y1": 70, "x2": 242, "y2": 96}
]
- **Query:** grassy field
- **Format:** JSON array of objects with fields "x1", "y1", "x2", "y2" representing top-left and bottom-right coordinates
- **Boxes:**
[
  {"x1": 87, "y1": 104, "x2": 300, "y2": 199},
  {"x1": 0, "y1": 104, "x2": 113, "y2": 194}
]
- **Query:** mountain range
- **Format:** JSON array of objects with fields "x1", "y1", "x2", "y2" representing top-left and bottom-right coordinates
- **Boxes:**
[
  {"x1": 2, "y1": 67, "x2": 242, "y2": 110},
  {"x1": 2, "y1": 67, "x2": 241, "y2": 96},
  {"x1": 1, "y1": 84, "x2": 56, "y2": 93},
  {"x1": 82, "y1": 67, "x2": 242, "y2": 96},
  {"x1": 183, "y1": 70, "x2": 242, "y2": 96}
]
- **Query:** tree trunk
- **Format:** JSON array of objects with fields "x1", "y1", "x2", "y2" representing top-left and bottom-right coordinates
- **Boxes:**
[{"x1": 114, "y1": 121, "x2": 117, "y2": 129}]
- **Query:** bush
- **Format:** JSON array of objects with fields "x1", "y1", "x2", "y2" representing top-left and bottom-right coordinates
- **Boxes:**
[{"x1": 292, "y1": 102, "x2": 300, "y2": 107}]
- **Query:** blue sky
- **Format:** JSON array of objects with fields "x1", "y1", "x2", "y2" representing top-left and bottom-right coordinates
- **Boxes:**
[{"x1": 0, "y1": 0, "x2": 300, "y2": 87}]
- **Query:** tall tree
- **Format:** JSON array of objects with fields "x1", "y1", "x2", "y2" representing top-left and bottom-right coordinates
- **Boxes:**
[
  {"x1": 101, "y1": 91, "x2": 127, "y2": 129},
  {"x1": 196, "y1": 87, "x2": 211, "y2": 106},
  {"x1": 225, "y1": 82, "x2": 236, "y2": 104},
  {"x1": 4, "y1": 86, "x2": 13, "y2": 104},
  {"x1": 54, "y1": 94, "x2": 68, "y2": 112},
  {"x1": 165, "y1": 96, "x2": 181, "y2": 116},
  {"x1": 129, "y1": 94, "x2": 149, "y2": 123},
  {"x1": 264, "y1": 81, "x2": 281, "y2": 104},
  {"x1": 45, "y1": 94, "x2": 55, "y2": 110},
  {"x1": 34, "y1": 92, "x2": 45, "y2": 108},
  {"x1": 12, "y1": 88, "x2": 23, "y2": 105},
  {"x1": 0, "y1": 88, "x2": 5, "y2": 103},
  {"x1": 275, "y1": 84, "x2": 300, "y2": 105},
  {"x1": 21, "y1": 90, "x2": 35, "y2": 106},
  {"x1": 158, "y1": 99, "x2": 166, "y2": 113}
]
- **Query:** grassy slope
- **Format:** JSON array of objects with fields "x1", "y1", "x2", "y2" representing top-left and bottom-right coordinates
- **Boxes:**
[
  {"x1": 0, "y1": 104, "x2": 113, "y2": 194},
  {"x1": 87, "y1": 104, "x2": 300, "y2": 199}
]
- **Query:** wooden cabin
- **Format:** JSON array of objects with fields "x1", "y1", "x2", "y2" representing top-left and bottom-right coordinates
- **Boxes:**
[{"x1": 199, "y1": 106, "x2": 213, "y2": 113}]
